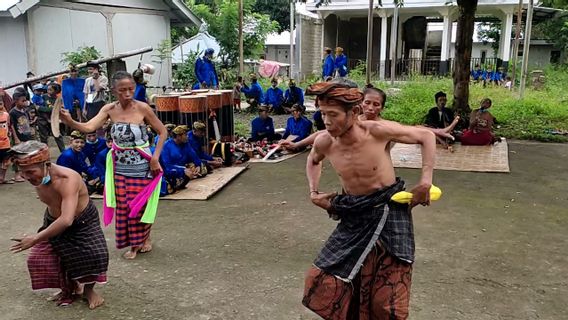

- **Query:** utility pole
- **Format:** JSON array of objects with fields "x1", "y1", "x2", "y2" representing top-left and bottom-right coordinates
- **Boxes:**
[
  {"x1": 239, "y1": 0, "x2": 244, "y2": 75},
  {"x1": 290, "y1": 1, "x2": 295, "y2": 80},
  {"x1": 366, "y1": 0, "x2": 374, "y2": 85},
  {"x1": 519, "y1": 0, "x2": 533, "y2": 98},
  {"x1": 511, "y1": 0, "x2": 523, "y2": 89}
]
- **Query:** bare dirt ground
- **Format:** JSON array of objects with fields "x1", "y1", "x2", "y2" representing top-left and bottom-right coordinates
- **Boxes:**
[{"x1": 0, "y1": 141, "x2": 567, "y2": 320}]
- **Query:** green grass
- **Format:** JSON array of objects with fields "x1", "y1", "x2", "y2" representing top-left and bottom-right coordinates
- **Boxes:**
[{"x1": 336, "y1": 66, "x2": 568, "y2": 142}]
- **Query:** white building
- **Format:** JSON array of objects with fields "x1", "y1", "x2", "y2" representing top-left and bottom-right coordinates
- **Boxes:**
[
  {"x1": 0, "y1": 0, "x2": 201, "y2": 87},
  {"x1": 298, "y1": 0, "x2": 561, "y2": 79}
]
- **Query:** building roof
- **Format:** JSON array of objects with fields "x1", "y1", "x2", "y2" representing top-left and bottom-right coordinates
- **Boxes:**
[
  {"x1": 171, "y1": 32, "x2": 221, "y2": 64},
  {"x1": 266, "y1": 30, "x2": 296, "y2": 46},
  {"x1": 3, "y1": 0, "x2": 201, "y2": 26}
]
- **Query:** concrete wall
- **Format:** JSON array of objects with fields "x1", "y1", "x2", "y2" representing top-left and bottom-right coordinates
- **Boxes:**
[
  {"x1": 0, "y1": 16, "x2": 29, "y2": 87},
  {"x1": 297, "y1": 14, "x2": 322, "y2": 80},
  {"x1": 10, "y1": 3, "x2": 172, "y2": 88},
  {"x1": 111, "y1": 12, "x2": 171, "y2": 86},
  {"x1": 266, "y1": 45, "x2": 291, "y2": 64}
]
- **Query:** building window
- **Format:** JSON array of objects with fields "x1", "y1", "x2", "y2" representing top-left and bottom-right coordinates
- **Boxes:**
[
  {"x1": 551, "y1": 50, "x2": 561, "y2": 64},
  {"x1": 481, "y1": 50, "x2": 487, "y2": 64}
]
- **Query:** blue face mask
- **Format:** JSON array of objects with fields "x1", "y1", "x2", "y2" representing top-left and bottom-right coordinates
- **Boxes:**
[
  {"x1": 41, "y1": 164, "x2": 51, "y2": 185},
  {"x1": 41, "y1": 175, "x2": 51, "y2": 185}
]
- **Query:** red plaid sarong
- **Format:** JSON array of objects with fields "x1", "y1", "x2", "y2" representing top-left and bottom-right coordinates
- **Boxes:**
[
  {"x1": 303, "y1": 244, "x2": 412, "y2": 320},
  {"x1": 114, "y1": 174, "x2": 152, "y2": 249}
]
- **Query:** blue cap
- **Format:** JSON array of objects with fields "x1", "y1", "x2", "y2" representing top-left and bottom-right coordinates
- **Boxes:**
[{"x1": 205, "y1": 48, "x2": 215, "y2": 55}]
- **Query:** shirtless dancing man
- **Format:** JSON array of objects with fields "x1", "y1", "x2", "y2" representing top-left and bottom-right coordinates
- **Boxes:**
[
  {"x1": 301, "y1": 81, "x2": 437, "y2": 319},
  {"x1": 10, "y1": 141, "x2": 108, "y2": 309}
]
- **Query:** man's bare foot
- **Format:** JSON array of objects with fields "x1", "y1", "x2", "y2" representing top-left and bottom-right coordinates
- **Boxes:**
[
  {"x1": 123, "y1": 248, "x2": 138, "y2": 259},
  {"x1": 448, "y1": 145, "x2": 455, "y2": 153},
  {"x1": 74, "y1": 282, "x2": 84, "y2": 295},
  {"x1": 140, "y1": 238, "x2": 152, "y2": 253},
  {"x1": 84, "y1": 284, "x2": 104, "y2": 310}
]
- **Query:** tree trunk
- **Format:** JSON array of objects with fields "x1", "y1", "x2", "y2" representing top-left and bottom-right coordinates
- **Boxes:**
[{"x1": 452, "y1": 0, "x2": 478, "y2": 118}]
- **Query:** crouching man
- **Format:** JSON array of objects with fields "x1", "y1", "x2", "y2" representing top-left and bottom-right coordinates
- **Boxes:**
[{"x1": 10, "y1": 140, "x2": 109, "y2": 309}]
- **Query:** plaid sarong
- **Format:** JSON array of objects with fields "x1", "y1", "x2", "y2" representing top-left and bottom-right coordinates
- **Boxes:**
[
  {"x1": 40, "y1": 200, "x2": 109, "y2": 280},
  {"x1": 114, "y1": 174, "x2": 152, "y2": 249},
  {"x1": 314, "y1": 178, "x2": 413, "y2": 281},
  {"x1": 303, "y1": 244, "x2": 413, "y2": 320}
]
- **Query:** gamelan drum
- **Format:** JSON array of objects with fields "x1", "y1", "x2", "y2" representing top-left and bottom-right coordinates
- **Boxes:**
[
  {"x1": 198, "y1": 92, "x2": 222, "y2": 141},
  {"x1": 155, "y1": 94, "x2": 180, "y2": 125},
  {"x1": 219, "y1": 90, "x2": 235, "y2": 142},
  {"x1": 178, "y1": 95, "x2": 207, "y2": 127}
]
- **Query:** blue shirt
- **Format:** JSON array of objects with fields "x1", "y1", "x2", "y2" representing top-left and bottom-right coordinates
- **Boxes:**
[
  {"x1": 83, "y1": 138, "x2": 107, "y2": 165},
  {"x1": 251, "y1": 116, "x2": 275, "y2": 141},
  {"x1": 134, "y1": 83, "x2": 147, "y2": 103},
  {"x1": 187, "y1": 131, "x2": 213, "y2": 161},
  {"x1": 284, "y1": 87, "x2": 304, "y2": 106},
  {"x1": 471, "y1": 69, "x2": 485, "y2": 80},
  {"x1": 265, "y1": 87, "x2": 284, "y2": 109},
  {"x1": 61, "y1": 78, "x2": 86, "y2": 111},
  {"x1": 57, "y1": 148, "x2": 91, "y2": 176},
  {"x1": 283, "y1": 116, "x2": 312, "y2": 142},
  {"x1": 31, "y1": 94, "x2": 45, "y2": 108},
  {"x1": 91, "y1": 147, "x2": 110, "y2": 183},
  {"x1": 161, "y1": 138, "x2": 202, "y2": 180},
  {"x1": 335, "y1": 54, "x2": 348, "y2": 77},
  {"x1": 195, "y1": 57, "x2": 219, "y2": 87},
  {"x1": 323, "y1": 54, "x2": 335, "y2": 78},
  {"x1": 242, "y1": 82, "x2": 264, "y2": 103}
]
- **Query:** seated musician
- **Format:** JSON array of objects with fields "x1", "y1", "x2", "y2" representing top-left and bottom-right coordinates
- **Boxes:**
[
  {"x1": 87, "y1": 132, "x2": 112, "y2": 195},
  {"x1": 265, "y1": 78, "x2": 285, "y2": 114},
  {"x1": 461, "y1": 98, "x2": 499, "y2": 146},
  {"x1": 161, "y1": 125, "x2": 208, "y2": 193},
  {"x1": 83, "y1": 132, "x2": 106, "y2": 166},
  {"x1": 424, "y1": 91, "x2": 459, "y2": 150},
  {"x1": 250, "y1": 105, "x2": 282, "y2": 142},
  {"x1": 282, "y1": 104, "x2": 312, "y2": 143},
  {"x1": 187, "y1": 121, "x2": 223, "y2": 169},
  {"x1": 241, "y1": 74, "x2": 264, "y2": 111},
  {"x1": 283, "y1": 79, "x2": 304, "y2": 113},
  {"x1": 56, "y1": 130, "x2": 98, "y2": 191}
]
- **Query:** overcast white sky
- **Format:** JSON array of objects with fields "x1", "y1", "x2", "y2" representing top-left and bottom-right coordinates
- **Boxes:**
[{"x1": 0, "y1": 0, "x2": 19, "y2": 11}]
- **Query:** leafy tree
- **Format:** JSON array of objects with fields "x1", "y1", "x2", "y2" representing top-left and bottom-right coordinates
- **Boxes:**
[
  {"x1": 254, "y1": 0, "x2": 292, "y2": 32},
  {"x1": 477, "y1": 21, "x2": 501, "y2": 55},
  {"x1": 61, "y1": 46, "x2": 102, "y2": 76},
  {"x1": 185, "y1": 0, "x2": 278, "y2": 66}
]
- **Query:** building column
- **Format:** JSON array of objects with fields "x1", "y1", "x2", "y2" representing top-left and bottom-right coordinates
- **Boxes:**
[
  {"x1": 440, "y1": 12, "x2": 453, "y2": 75},
  {"x1": 500, "y1": 12, "x2": 513, "y2": 70},
  {"x1": 379, "y1": 11, "x2": 389, "y2": 80}
]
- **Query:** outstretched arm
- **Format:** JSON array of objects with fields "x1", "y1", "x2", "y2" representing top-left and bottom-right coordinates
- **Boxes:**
[
  {"x1": 142, "y1": 103, "x2": 167, "y2": 175},
  {"x1": 60, "y1": 103, "x2": 111, "y2": 133}
]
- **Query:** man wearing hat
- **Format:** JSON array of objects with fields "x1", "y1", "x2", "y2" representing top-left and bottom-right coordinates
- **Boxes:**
[
  {"x1": 322, "y1": 47, "x2": 335, "y2": 79},
  {"x1": 250, "y1": 105, "x2": 282, "y2": 142},
  {"x1": 10, "y1": 140, "x2": 108, "y2": 309},
  {"x1": 283, "y1": 79, "x2": 304, "y2": 113},
  {"x1": 83, "y1": 131, "x2": 107, "y2": 165},
  {"x1": 161, "y1": 125, "x2": 207, "y2": 193},
  {"x1": 300, "y1": 80, "x2": 437, "y2": 319},
  {"x1": 265, "y1": 78, "x2": 285, "y2": 114},
  {"x1": 242, "y1": 74, "x2": 264, "y2": 112},
  {"x1": 195, "y1": 48, "x2": 219, "y2": 89},
  {"x1": 282, "y1": 104, "x2": 312, "y2": 143},
  {"x1": 83, "y1": 62, "x2": 108, "y2": 121},
  {"x1": 334, "y1": 47, "x2": 349, "y2": 78},
  {"x1": 187, "y1": 121, "x2": 223, "y2": 168},
  {"x1": 56, "y1": 131, "x2": 94, "y2": 181}
]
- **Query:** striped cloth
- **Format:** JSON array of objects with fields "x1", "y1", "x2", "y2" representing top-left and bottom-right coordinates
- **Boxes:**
[
  {"x1": 41, "y1": 200, "x2": 109, "y2": 281},
  {"x1": 314, "y1": 178, "x2": 413, "y2": 281},
  {"x1": 114, "y1": 174, "x2": 152, "y2": 249}
]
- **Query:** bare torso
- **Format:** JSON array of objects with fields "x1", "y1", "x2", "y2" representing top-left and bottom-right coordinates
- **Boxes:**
[
  {"x1": 315, "y1": 122, "x2": 395, "y2": 195},
  {"x1": 36, "y1": 164, "x2": 89, "y2": 218}
]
